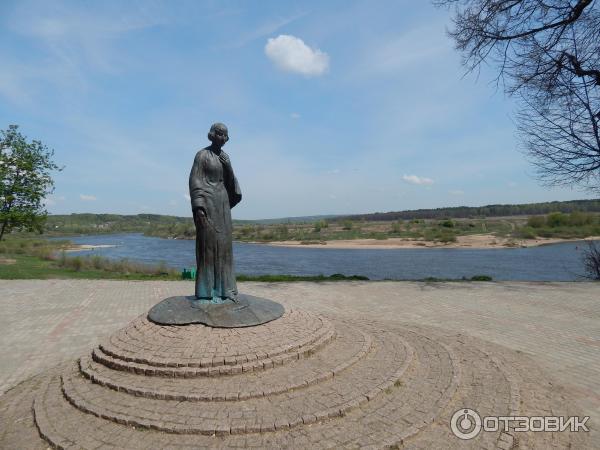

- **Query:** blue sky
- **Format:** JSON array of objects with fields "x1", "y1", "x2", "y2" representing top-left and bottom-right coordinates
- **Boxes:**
[{"x1": 0, "y1": 0, "x2": 594, "y2": 220}]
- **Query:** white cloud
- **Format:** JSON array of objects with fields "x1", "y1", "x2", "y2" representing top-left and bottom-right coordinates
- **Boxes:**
[
  {"x1": 183, "y1": 193, "x2": 191, "y2": 201},
  {"x1": 265, "y1": 35, "x2": 329, "y2": 76},
  {"x1": 507, "y1": 181, "x2": 518, "y2": 188},
  {"x1": 402, "y1": 174, "x2": 434, "y2": 185},
  {"x1": 79, "y1": 194, "x2": 96, "y2": 201},
  {"x1": 449, "y1": 189, "x2": 464, "y2": 195},
  {"x1": 290, "y1": 112, "x2": 301, "y2": 119}
]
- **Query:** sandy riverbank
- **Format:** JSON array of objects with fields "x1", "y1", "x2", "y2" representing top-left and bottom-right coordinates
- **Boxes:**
[
  {"x1": 65, "y1": 244, "x2": 117, "y2": 252},
  {"x1": 260, "y1": 234, "x2": 600, "y2": 249}
]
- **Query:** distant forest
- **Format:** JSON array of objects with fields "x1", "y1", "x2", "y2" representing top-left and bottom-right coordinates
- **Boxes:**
[
  {"x1": 46, "y1": 213, "x2": 193, "y2": 233},
  {"x1": 337, "y1": 199, "x2": 600, "y2": 222},
  {"x1": 44, "y1": 199, "x2": 600, "y2": 236}
]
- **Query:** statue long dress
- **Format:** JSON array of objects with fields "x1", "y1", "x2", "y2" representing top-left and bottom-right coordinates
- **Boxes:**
[{"x1": 189, "y1": 148, "x2": 242, "y2": 302}]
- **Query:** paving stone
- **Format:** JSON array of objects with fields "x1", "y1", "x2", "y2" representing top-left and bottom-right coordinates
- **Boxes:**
[{"x1": 0, "y1": 280, "x2": 597, "y2": 448}]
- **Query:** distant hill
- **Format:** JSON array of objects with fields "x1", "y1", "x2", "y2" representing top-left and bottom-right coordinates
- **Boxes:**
[
  {"x1": 336, "y1": 199, "x2": 600, "y2": 222},
  {"x1": 45, "y1": 213, "x2": 192, "y2": 234},
  {"x1": 246, "y1": 215, "x2": 339, "y2": 224},
  {"x1": 45, "y1": 199, "x2": 600, "y2": 235},
  {"x1": 44, "y1": 213, "x2": 340, "y2": 235}
]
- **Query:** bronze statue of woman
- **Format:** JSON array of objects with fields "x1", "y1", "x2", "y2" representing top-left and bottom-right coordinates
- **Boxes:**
[
  {"x1": 189, "y1": 123, "x2": 242, "y2": 303},
  {"x1": 148, "y1": 123, "x2": 282, "y2": 325}
]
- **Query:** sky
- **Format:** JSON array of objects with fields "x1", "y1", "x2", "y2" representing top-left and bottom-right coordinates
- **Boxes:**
[{"x1": 0, "y1": 0, "x2": 595, "y2": 220}]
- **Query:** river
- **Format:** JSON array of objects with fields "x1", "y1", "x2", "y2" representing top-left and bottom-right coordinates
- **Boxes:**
[{"x1": 58, "y1": 233, "x2": 596, "y2": 281}]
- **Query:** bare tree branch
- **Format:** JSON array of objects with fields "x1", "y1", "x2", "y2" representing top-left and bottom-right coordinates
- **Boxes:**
[{"x1": 436, "y1": 0, "x2": 600, "y2": 192}]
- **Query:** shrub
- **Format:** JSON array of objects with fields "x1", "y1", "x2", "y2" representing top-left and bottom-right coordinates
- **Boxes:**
[
  {"x1": 260, "y1": 231, "x2": 275, "y2": 241},
  {"x1": 58, "y1": 251, "x2": 67, "y2": 266},
  {"x1": 328, "y1": 273, "x2": 369, "y2": 280},
  {"x1": 439, "y1": 231, "x2": 457, "y2": 243},
  {"x1": 91, "y1": 255, "x2": 103, "y2": 270},
  {"x1": 276, "y1": 225, "x2": 289, "y2": 239},
  {"x1": 424, "y1": 228, "x2": 457, "y2": 243},
  {"x1": 536, "y1": 229, "x2": 554, "y2": 238},
  {"x1": 71, "y1": 256, "x2": 83, "y2": 271},
  {"x1": 527, "y1": 216, "x2": 546, "y2": 228},
  {"x1": 568, "y1": 211, "x2": 595, "y2": 227},
  {"x1": 53, "y1": 252, "x2": 179, "y2": 277},
  {"x1": 239, "y1": 225, "x2": 254, "y2": 236},
  {"x1": 440, "y1": 219, "x2": 455, "y2": 228},
  {"x1": 34, "y1": 246, "x2": 56, "y2": 261},
  {"x1": 546, "y1": 212, "x2": 569, "y2": 228},
  {"x1": 470, "y1": 275, "x2": 493, "y2": 281},
  {"x1": 312, "y1": 220, "x2": 328, "y2": 232},
  {"x1": 342, "y1": 221, "x2": 353, "y2": 230},
  {"x1": 156, "y1": 260, "x2": 168, "y2": 275},
  {"x1": 515, "y1": 226, "x2": 537, "y2": 239}
]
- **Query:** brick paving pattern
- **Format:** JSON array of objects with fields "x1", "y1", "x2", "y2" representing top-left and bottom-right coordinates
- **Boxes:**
[{"x1": 0, "y1": 279, "x2": 598, "y2": 448}]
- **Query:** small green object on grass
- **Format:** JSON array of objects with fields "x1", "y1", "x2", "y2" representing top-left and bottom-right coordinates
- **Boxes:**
[
  {"x1": 470, "y1": 275, "x2": 493, "y2": 281},
  {"x1": 181, "y1": 268, "x2": 197, "y2": 280}
]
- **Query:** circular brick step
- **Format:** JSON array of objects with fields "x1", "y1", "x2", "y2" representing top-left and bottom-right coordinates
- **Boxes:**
[
  {"x1": 99, "y1": 309, "x2": 332, "y2": 370},
  {"x1": 79, "y1": 325, "x2": 372, "y2": 401},
  {"x1": 59, "y1": 326, "x2": 416, "y2": 435},
  {"x1": 28, "y1": 323, "x2": 580, "y2": 449},
  {"x1": 91, "y1": 323, "x2": 335, "y2": 378}
]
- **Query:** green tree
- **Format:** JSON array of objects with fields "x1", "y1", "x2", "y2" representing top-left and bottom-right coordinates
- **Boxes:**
[
  {"x1": 313, "y1": 220, "x2": 328, "y2": 232},
  {"x1": 546, "y1": 212, "x2": 569, "y2": 228},
  {"x1": 0, "y1": 125, "x2": 62, "y2": 240},
  {"x1": 527, "y1": 215, "x2": 546, "y2": 228}
]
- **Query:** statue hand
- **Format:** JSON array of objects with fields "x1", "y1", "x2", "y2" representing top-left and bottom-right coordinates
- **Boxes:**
[
  {"x1": 194, "y1": 208, "x2": 206, "y2": 219},
  {"x1": 219, "y1": 152, "x2": 231, "y2": 167}
]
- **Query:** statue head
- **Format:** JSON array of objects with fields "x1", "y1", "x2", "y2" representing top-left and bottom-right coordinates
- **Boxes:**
[{"x1": 208, "y1": 123, "x2": 229, "y2": 147}]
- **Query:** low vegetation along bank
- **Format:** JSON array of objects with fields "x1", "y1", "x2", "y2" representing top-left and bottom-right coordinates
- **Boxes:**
[
  {"x1": 243, "y1": 211, "x2": 600, "y2": 245},
  {"x1": 0, "y1": 238, "x2": 180, "y2": 280},
  {"x1": 43, "y1": 209, "x2": 600, "y2": 246}
]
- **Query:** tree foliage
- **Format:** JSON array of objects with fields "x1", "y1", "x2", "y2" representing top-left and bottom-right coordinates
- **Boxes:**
[
  {"x1": 341, "y1": 199, "x2": 600, "y2": 221},
  {"x1": 0, "y1": 125, "x2": 62, "y2": 240},
  {"x1": 436, "y1": 0, "x2": 600, "y2": 191}
]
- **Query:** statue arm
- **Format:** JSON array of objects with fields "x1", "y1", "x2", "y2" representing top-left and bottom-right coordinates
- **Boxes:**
[
  {"x1": 228, "y1": 176, "x2": 242, "y2": 208},
  {"x1": 220, "y1": 151, "x2": 242, "y2": 208},
  {"x1": 189, "y1": 152, "x2": 208, "y2": 216}
]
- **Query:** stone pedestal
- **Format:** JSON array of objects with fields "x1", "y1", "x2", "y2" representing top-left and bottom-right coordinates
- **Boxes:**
[{"x1": 147, "y1": 293, "x2": 284, "y2": 327}]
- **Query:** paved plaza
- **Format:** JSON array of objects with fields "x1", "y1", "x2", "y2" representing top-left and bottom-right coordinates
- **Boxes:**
[{"x1": 0, "y1": 279, "x2": 599, "y2": 448}]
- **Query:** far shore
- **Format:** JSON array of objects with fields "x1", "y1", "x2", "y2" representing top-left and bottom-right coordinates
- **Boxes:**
[
  {"x1": 255, "y1": 234, "x2": 600, "y2": 250},
  {"x1": 60, "y1": 234, "x2": 600, "y2": 251},
  {"x1": 65, "y1": 244, "x2": 117, "y2": 252}
]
